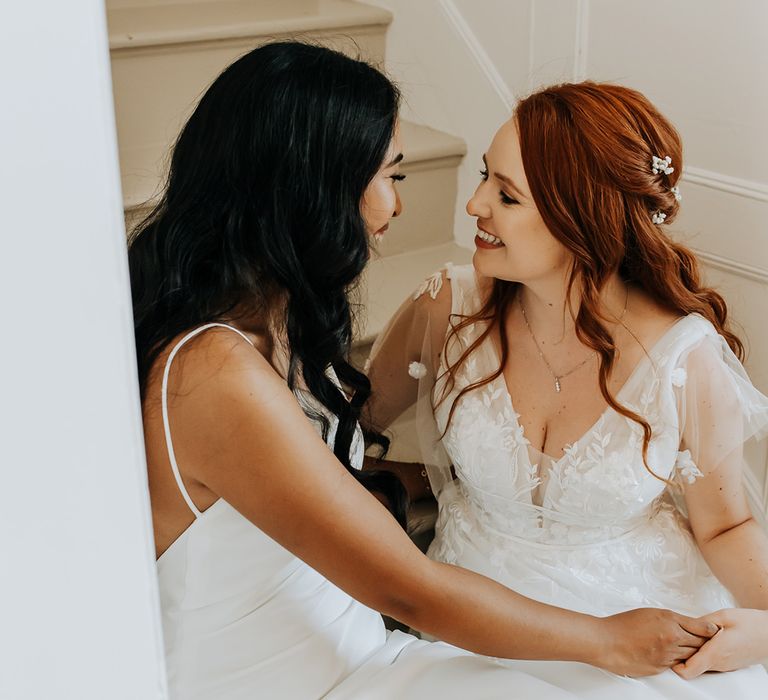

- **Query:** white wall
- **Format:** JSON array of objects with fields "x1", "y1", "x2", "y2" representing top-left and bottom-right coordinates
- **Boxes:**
[
  {"x1": 0, "y1": 2, "x2": 167, "y2": 698},
  {"x1": 371, "y1": 0, "x2": 768, "y2": 516}
]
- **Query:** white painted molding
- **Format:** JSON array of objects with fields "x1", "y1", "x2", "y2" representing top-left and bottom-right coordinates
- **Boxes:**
[
  {"x1": 573, "y1": 0, "x2": 590, "y2": 81},
  {"x1": 438, "y1": 0, "x2": 514, "y2": 110},
  {"x1": 683, "y1": 166, "x2": 768, "y2": 203},
  {"x1": 527, "y1": 0, "x2": 535, "y2": 91},
  {"x1": 694, "y1": 249, "x2": 768, "y2": 285}
]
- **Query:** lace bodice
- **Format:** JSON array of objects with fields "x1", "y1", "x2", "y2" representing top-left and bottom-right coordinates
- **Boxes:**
[
  {"x1": 418, "y1": 265, "x2": 768, "y2": 617},
  {"x1": 433, "y1": 265, "x2": 764, "y2": 541}
]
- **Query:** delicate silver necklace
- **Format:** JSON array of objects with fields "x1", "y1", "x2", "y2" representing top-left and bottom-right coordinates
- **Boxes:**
[{"x1": 518, "y1": 290, "x2": 628, "y2": 393}]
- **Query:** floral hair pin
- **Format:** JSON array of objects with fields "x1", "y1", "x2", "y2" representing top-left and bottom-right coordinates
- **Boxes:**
[
  {"x1": 651, "y1": 155, "x2": 674, "y2": 175},
  {"x1": 649, "y1": 155, "x2": 681, "y2": 223}
]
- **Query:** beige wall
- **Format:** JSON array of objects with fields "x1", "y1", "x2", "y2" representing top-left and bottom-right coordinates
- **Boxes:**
[{"x1": 370, "y1": 0, "x2": 768, "y2": 517}]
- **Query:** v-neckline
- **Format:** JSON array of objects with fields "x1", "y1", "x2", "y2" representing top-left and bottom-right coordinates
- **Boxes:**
[{"x1": 489, "y1": 314, "x2": 693, "y2": 466}]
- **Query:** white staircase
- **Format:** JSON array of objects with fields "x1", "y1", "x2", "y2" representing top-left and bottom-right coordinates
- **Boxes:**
[{"x1": 107, "y1": 0, "x2": 472, "y2": 348}]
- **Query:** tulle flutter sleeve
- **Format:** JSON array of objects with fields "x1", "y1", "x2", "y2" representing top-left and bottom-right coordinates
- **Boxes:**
[
  {"x1": 364, "y1": 268, "x2": 452, "y2": 427},
  {"x1": 364, "y1": 267, "x2": 456, "y2": 495},
  {"x1": 672, "y1": 328, "x2": 768, "y2": 510}
]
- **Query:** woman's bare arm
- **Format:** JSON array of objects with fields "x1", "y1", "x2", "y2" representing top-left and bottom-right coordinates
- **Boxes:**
[
  {"x1": 672, "y1": 341, "x2": 768, "y2": 678},
  {"x1": 159, "y1": 328, "x2": 716, "y2": 676},
  {"x1": 675, "y1": 452, "x2": 768, "y2": 678},
  {"x1": 680, "y1": 342, "x2": 768, "y2": 610}
]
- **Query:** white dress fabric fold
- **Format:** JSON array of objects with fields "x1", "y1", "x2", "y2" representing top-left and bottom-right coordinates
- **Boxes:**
[{"x1": 421, "y1": 265, "x2": 768, "y2": 697}]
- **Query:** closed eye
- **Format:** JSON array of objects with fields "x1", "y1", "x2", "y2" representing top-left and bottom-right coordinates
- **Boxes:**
[
  {"x1": 390, "y1": 174, "x2": 406, "y2": 182},
  {"x1": 480, "y1": 168, "x2": 517, "y2": 205}
]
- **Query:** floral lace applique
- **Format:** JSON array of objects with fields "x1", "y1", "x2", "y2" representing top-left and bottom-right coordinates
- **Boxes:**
[
  {"x1": 671, "y1": 367, "x2": 687, "y2": 387},
  {"x1": 408, "y1": 361, "x2": 427, "y2": 379},
  {"x1": 675, "y1": 449, "x2": 703, "y2": 484},
  {"x1": 413, "y1": 270, "x2": 444, "y2": 301}
]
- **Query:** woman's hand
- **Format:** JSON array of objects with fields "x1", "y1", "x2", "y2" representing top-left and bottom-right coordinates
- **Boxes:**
[
  {"x1": 672, "y1": 608, "x2": 768, "y2": 679},
  {"x1": 597, "y1": 608, "x2": 719, "y2": 677}
]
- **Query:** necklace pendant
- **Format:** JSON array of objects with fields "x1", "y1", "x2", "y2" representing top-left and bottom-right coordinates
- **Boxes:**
[{"x1": 554, "y1": 377, "x2": 562, "y2": 393}]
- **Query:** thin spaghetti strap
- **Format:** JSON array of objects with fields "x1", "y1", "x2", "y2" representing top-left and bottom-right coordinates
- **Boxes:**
[{"x1": 161, "y1": 323, "x2": 255, "y2": 518}]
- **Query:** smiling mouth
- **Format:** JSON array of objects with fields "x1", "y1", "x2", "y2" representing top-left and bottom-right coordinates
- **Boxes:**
[{"x1": 475, "y1": 229, "x2": 504, "y2": 247}]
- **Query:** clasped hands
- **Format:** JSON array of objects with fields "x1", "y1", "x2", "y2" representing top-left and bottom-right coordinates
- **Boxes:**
[
  {"x1": 673, "y1": 608, "x2": 768, "y2": 679},
  {"x1": 600, "y1": 607, "x2": 767, "y2": 678}
]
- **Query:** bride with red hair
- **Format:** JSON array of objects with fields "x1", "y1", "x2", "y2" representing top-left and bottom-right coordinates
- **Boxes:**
[{"x1": 366, "y1": 81, "x2": 768, "y2": 696}]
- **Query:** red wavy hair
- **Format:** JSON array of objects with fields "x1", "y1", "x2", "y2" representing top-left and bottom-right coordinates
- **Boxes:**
[{"x1": 439, "y1": 81, "x2": 743, "y2": 480}]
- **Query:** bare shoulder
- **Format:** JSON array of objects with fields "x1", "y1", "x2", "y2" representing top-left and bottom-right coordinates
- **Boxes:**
[
  {"x1": 625, "y1": 287, "x2": 685, "y2": 349},
  {"x1": 143, "y1": 330, "x2": 336, "y2": 481},
  {"x1": 145, "y1": 325, "x2": 277, "y2": 406}
]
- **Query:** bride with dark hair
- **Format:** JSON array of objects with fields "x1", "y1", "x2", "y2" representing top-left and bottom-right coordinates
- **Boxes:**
[
  {"x1": 129, "y1": 43, "x2": 715, "y2": 699},
  {"x1": 366, "y1": 81, "x2": 768, "y2": 697}
]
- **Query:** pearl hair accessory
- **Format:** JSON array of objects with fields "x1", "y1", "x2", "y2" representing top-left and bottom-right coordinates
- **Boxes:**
[
  {"x1": 651, "y1": 211, "x2": 667, "y2": 224},
  {"x1": 651, "y1": 155, "x2": 674, "y2": 175},
  {"x1": 671, "y1": 186, "x2": 682, "y2": 202}
]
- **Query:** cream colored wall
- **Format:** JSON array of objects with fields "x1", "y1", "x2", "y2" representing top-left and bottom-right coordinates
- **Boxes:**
[{"x1": 370, "y1": 0, "x2": 768, "y2": 518}]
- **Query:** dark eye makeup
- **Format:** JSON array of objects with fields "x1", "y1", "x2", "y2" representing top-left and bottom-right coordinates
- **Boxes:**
[{"x1": 479, "y1": 168, "x2": 517, "y2": 205}]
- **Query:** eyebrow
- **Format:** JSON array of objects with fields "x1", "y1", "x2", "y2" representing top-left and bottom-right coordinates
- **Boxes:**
[
  {"x1": 386, "y1": 153, "x2": 404, "y2": 168},
  {"x1": 482, "y1": 154, "x2": 524, "y2": 196}
]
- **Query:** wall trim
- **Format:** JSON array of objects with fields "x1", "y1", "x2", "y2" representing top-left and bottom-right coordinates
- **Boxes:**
[
  {"x1": 683, "y1": 166, "x2": 768, "y2": 203},
  {"x1": 527, "y1": 0, "x2": 536, "y2": 91},
  {"x1": 573, "y1": 0, "x2": 590, "y2": 81},
  {"x1": 438, "y1": 0, "x2": 514, "y2": 110},
  {"x1": 694, "y1": 249, "x2": 768, "y2": 285}
]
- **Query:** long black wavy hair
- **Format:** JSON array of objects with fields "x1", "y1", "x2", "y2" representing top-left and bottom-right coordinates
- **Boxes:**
[{"x1": 128, "y1": 41, "x2": 407, "y2": 527}]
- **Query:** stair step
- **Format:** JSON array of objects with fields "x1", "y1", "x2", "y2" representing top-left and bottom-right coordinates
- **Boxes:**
[
  {"x1": 122, "y1": 120, "x2": 466, "y2": 246},
  {"x1": 357, "y1": 242, "x2": 474, "y2": 344},
  {"x1": 109, "y1": 0, "x2": 391, "y2": 214},
  {"x1": 108, "y1": 0, "x2": 391, "y2": 52},
  {"x1": 378, "y1": 121, "x2": 466, "y2": 256}
]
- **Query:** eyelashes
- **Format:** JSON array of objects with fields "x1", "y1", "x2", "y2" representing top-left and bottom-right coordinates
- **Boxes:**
[
  {"x1": 479, "y1": 168, "x2": 517, "y2": 205},
  {"x1": 390, "y1": 174, "x2": 406, "y2": 182}
]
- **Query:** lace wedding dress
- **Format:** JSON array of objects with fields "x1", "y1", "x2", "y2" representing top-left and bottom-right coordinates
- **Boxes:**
[{"x1": 373, "y1": 265, "x2": 768, "y2": 698}]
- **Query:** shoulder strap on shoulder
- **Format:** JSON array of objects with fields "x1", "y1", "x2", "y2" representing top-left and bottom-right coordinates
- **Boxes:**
[{"x1": 161, "y1": 323, "x2": 254, "y2": 518}]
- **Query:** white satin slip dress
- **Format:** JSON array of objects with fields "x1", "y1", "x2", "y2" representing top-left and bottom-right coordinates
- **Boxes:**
[{"x1": 156, "y1": 323, "x2": 591, "y2": 700}]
